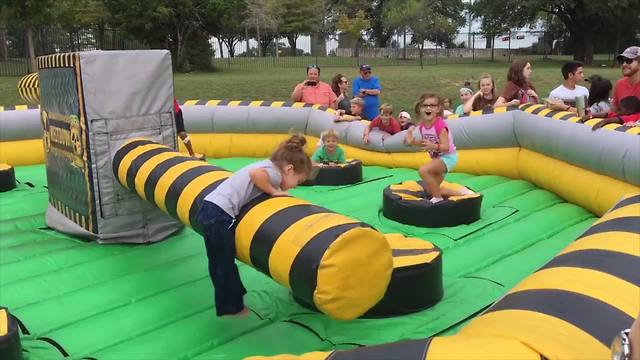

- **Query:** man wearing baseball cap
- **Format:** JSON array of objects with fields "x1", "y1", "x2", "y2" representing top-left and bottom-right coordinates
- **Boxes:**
[
  {"x1": 352, "y1": 64, "x2": 382, "y2": 120},
  {"x1": 612, "y1": 46, "x2": 640, "y2": 111}
]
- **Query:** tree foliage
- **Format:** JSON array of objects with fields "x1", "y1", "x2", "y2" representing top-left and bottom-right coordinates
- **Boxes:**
[{"x1": 472, "y1": 0, "x2": 640, "y2": 65}]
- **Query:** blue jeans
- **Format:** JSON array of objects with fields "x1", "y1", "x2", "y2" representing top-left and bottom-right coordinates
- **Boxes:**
[{"x1": 196, "y1": 201, "x2": 246, "y2": 316}]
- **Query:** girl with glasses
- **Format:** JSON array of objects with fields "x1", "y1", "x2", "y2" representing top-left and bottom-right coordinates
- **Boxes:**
[{"x1": 405, "y1": 93, "x2": 473, "y2": 203}]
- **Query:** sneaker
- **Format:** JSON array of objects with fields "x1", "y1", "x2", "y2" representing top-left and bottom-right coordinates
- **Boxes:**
[{"x1": 430, "y1": 196, "x2": 444, "y2": 204}]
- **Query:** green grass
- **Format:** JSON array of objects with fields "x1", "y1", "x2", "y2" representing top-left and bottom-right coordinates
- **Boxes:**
[{"x1": 0, "y1": 59, "x2": 623, "y2": 112}]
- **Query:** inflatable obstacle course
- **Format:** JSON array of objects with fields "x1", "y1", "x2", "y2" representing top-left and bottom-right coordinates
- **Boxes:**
[
  {"x1": 0, "y1": 50, "x2": 638, "y2": 358},
  {"x1": 113, "y1": 139, "x2": 444, "y2": 320}
]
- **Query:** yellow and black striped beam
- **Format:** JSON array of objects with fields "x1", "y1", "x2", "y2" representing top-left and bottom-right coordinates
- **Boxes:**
[
  {"x1": 112, "y1": 139, "x2": 397, "y2": 320},
  {"x1": 519, "y1": 103, "x2": 640, "y2": 135},
  {"x1": 17, "y1": 72, "x2": 40, "y2": 105},
  {"x1": 178, "y1": 99, "x2": 336, "y2": 113},
  {"x1": 36, "y1": 53, "x2": 77, "y2": 69},
  {"x1": 112, "y1": 139, "x2": 231, "y2": 227},
  {"x1": 459, "y1": 192, "x2": 640, "y2": 359}
]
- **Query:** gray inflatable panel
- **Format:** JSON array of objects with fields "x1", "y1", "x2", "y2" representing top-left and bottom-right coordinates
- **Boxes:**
[
  {"x1": 514, "y1": 112, "x2": 640, "y2": 185},
  {"x1": 0, "y1": 109, "x2": 42, "y2": 141}
]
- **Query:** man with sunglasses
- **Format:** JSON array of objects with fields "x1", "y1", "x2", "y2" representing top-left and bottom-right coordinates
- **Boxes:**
[
  {"x1": 612, "y1": 46, "x2": 640, "y2": 112},
  {"x1": 352, "y1": 64, "x2": 382, "y2": 120},
  {"x1": 291, "y1": 64, "x2": 337, "y2": 109}
]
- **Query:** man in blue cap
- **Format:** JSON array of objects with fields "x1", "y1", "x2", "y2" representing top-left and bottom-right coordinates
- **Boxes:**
[{"x1": 352, "y1": 64, "x2": 382, "y2": 120}]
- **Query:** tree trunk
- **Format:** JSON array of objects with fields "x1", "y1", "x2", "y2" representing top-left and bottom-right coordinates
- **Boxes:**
[
  {"x1": 224, "y1": 38, "x2": 236, "y2": 58},
  {"x1": 485, "y1": 34, "x2": 493, "y2": 49},
  {"x1": 419, "y1": 42, "x2": 423, "y2": 70},
  {"x1": 0, "y1": 28, "x2": 7, "y2": 61},
  {"x1": 402, "y1": 27, "x2": 407, "y2": 60},
  {"x1": 245, "y1": 26, "x2": 250, "y2": 56},
  {"x1": 26, "y1": 26, "x2": 36, "y2": 72},
  {"x1": 217, "y1": 38, "x2": 225, "y2": 58},
  {"x1": 256, "y1": 25, "x2": 261, "y2": 57},
  {"x1": 286, "y1": 35, "x2": 297, "y2": 56},
  {"x1": 571, "y1": 30, "x2": 593, "y2": 65}
]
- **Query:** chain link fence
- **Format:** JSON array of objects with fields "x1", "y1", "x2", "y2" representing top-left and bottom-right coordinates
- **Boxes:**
[
  {"x1": 0, "y1": 26, "x2": 147, "y2": 76},
  {"x1": 1, "y1": 27, "x2": 620, "y2": 76},
  {"x1": 211, "y1": 30, "x2": 576, "y2": 70}
]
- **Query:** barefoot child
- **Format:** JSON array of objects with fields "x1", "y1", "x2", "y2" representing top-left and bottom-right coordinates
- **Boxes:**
[
  {"x1": 405, "y1": 93, "x2": 473, "y2": 203},
  {"x1": 197, "y1": 134, "x2": 313, "y2": 316},
  {"x1": 312, "y1": 129, "x2": 346, "y2": 166}
]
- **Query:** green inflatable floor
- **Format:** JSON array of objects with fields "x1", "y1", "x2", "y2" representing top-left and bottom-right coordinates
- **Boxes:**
[{"x1": 0, "y1": 159, "x2": 597, "y2": 359}]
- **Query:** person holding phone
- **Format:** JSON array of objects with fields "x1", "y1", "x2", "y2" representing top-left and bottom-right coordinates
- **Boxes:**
[{"x1": 290, "y1": 64, "x2": 337, "y2": 108}]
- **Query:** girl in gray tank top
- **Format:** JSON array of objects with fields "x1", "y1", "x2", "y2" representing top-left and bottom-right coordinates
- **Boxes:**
[{"x1": 195, "y1": 134, "x2": 313, "y2": 316}]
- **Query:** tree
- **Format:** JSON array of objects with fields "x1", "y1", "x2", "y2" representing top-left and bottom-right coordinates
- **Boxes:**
[
  {"x1": 105, "y1": 0, "x2": 208, "y2": 69},
  {"x1": 3, "y1": 0, "x2": 57, "y2": 71},
  {"x1": 368, "y1": 0, "x2": 393, "y2": 47},
  {"x1": 384, "y1": 0, "x2": 465, "y2": 68},
  {"x1": 244, "y1": 0, "x2": 278, "y2": 57},
  {"x1": 203, "y1": 0, "x2": 246, "y2": 58},
  {"x1": 272, "y1": 0, "x2": 323, "y2": 56},
  {"x1": 337, "y1": 10, "x2": 370, "y2": 58},
  {"x1": 472, "y1": 0, "x2": 640, "y2": 65}
]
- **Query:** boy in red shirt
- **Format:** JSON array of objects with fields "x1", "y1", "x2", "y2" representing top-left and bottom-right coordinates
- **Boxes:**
[{"x1": 363, "y1": 103, "x2": 401, "y2": 144}]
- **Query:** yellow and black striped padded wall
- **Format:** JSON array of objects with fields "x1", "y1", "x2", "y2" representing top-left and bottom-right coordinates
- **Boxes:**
[
  {"x1": 459, "y1": 192, "x2": 640, "y2": 359},
  {"x1": 112, "y1": 139, "x2": 400, "y2": 320}
]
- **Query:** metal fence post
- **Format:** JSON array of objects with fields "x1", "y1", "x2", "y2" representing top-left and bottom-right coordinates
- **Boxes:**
[
  {"x1": 508, "y1": 30, "x2": 511, "y2": 63},
  {"x1": 472, "y1": 32, "x2": 475, "y2": 63}
]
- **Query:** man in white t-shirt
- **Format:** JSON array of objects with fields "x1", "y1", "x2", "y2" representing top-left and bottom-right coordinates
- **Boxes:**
[{"x1": 548, "y1": 61, "x2": 589, "y2": 112}]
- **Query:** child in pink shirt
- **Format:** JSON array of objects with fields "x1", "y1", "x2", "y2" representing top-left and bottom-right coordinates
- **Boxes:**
[{"x1": 405, "y1": 93, "x2": 473, "y2": 203}]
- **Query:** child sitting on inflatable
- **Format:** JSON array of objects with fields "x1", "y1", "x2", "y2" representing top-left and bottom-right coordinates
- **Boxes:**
[
  {"x1": 592, "y1": 96, "x2": 640, "y2": 130},
  {"x1": 363, "y1": 103, "x2": 401, "y2": 144},
  {"x1": 335, "y1": 97, "x2": 367, "y2": 122},
  {"x1": 196, "y1": 134, "x2": 313, "y2": 316},
  {"x1": 312, "y1": 129, "x2": 346, "y2": 167},
  {"x1": 405, "y1": 93, "x2": 473, "y2": 203}
]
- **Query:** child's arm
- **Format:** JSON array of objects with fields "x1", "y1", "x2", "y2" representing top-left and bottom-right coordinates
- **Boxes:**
[
  {"x1": 249, "y1": 168, "x2": 284, "y2": 195},
  {"x1": 437, "y1": 128, "x2": 450, "y2": 153},
  {"x1": 463, "y1": 91, "x2": 480, "y2": 114},
  {"x1": 404, "y1": 126, "x2": 417, "y2": 145},
  {"x1": 363, "y1": 118, "x2": 378, "y2": 143}
]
